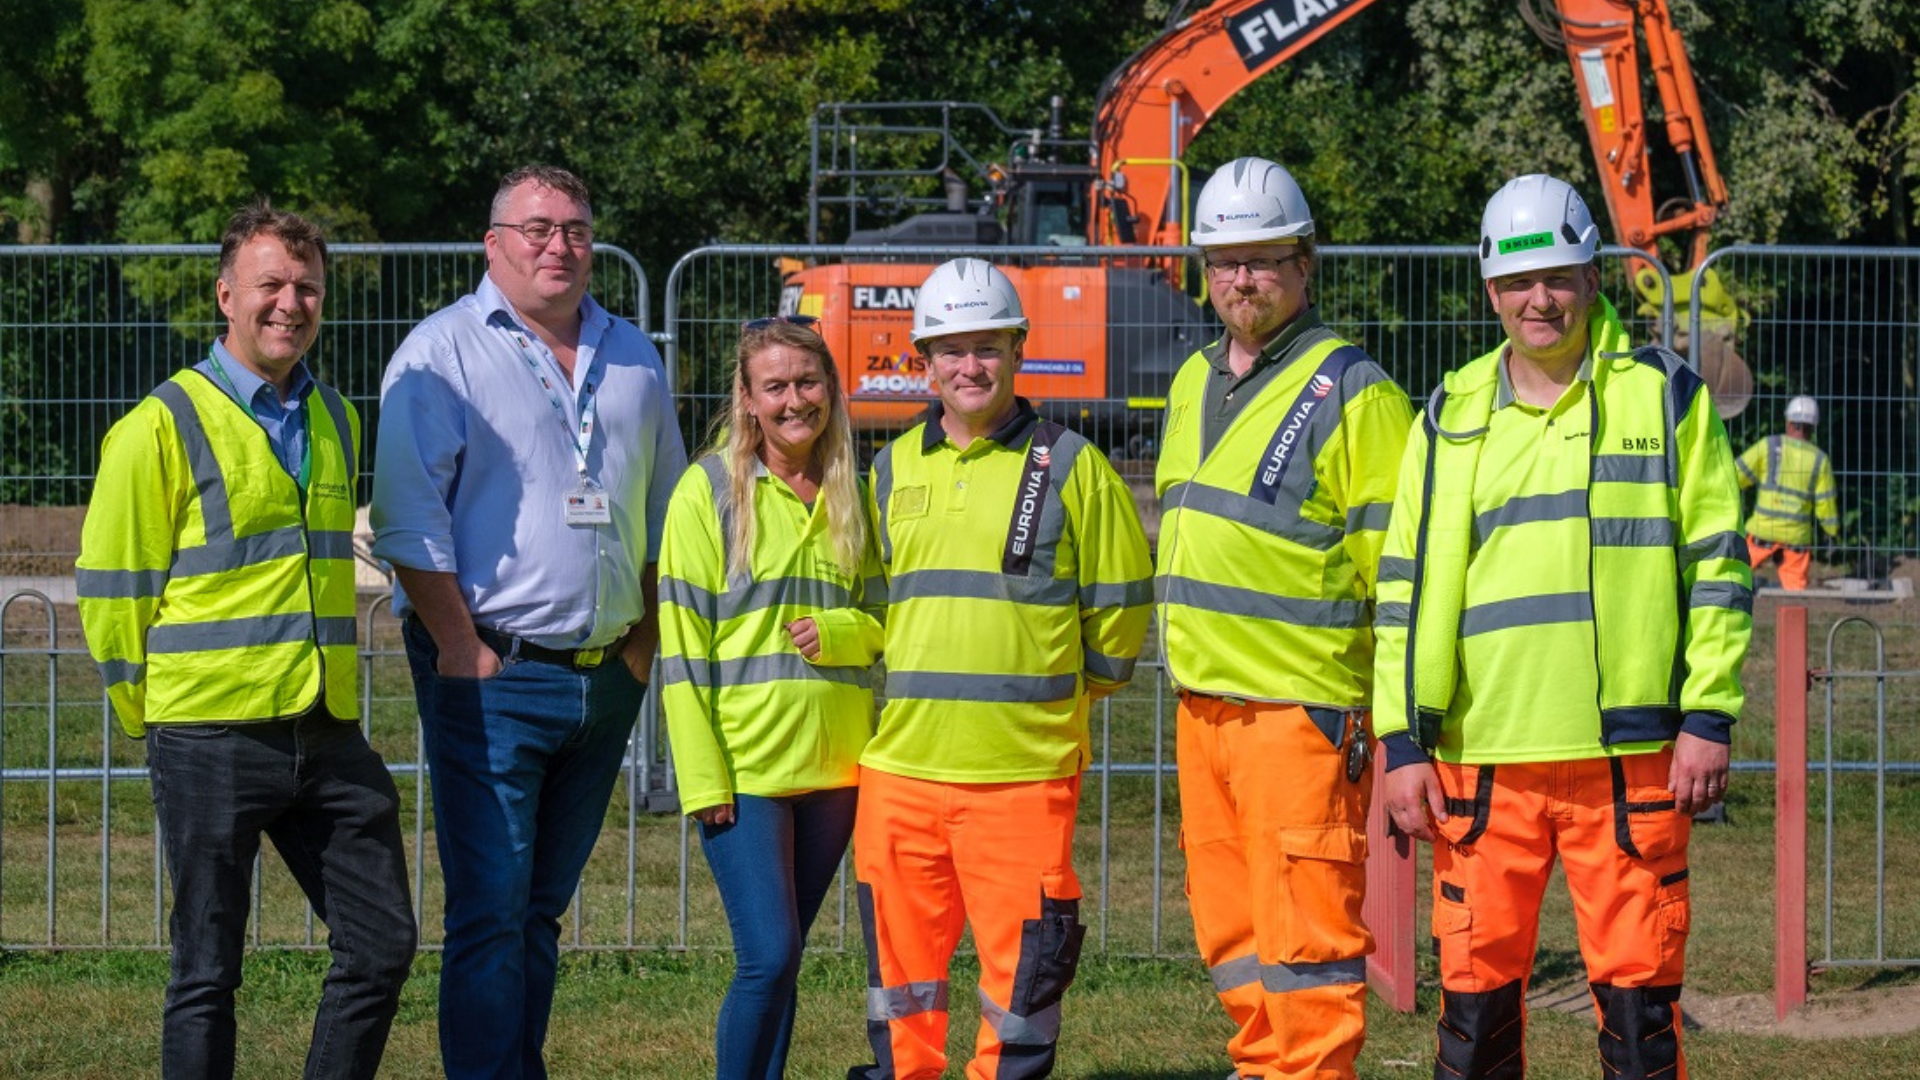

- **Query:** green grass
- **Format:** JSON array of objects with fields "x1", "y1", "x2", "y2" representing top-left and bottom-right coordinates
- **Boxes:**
[{"x1": 5, "y1": 948, "x2": 1920, "y2": 1078}]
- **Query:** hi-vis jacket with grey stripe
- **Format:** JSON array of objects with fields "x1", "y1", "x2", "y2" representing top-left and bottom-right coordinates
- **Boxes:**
[
  {"x1": 863, "y1": 399, "x2": 1153, "y2": 783},
  {"x1": 78, "y1": 369, "x2": 360, "y2": 737},
  {"x1": 658, "y1": 454, "x2": 884, "y2": 815},
  {"x1": 1372, "y1": 297, "x2": 1752, "y2": 767},
  {"x1": 1737, "y1": 434, "x2": 1839, "y2": 548},
  {"x1": 1154, "y1": 317, "x2": 1414, "y2": 707}
]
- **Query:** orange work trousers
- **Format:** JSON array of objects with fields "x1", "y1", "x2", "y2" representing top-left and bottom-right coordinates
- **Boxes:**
[
  {"x1": 1430, "y1": 750, "x2": 1691, "y2": 1080},
  {"x1": 851, "y1": 767, "x2": 1085, "y2": 1080},
  {"x1": 1747, "y1": 535, "x2": 1812, "y2": 590},
  {"x1": 1177, "y1": 693, "x2": 1373, "y2": 1080}
]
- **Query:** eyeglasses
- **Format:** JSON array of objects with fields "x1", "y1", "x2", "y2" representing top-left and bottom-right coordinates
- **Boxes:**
[
  {"x1": 1202, "y1": 253, "x2": 1303, "y2": 279},
  {"x1": 492, "y1": 220, "x2": 594, "y2": 248},
  {"x1": 742, "y1": 314, "x2": 820, "y2": 332}
]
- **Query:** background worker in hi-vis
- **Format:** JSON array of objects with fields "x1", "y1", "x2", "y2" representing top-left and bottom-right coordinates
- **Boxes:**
[
  {"x1": 1737, "y1": 394, "x2": 1839, "y2": 590},
  {"x1": 848, "y1": 258, "x2": 1152, "y2": 1080},
  {"x1": 1154, "y1": 157, "x2": 1412, "y2": 1079},
  {"x1": 1373, "y1": 174, "x2": 1752, "y2": 1080}
]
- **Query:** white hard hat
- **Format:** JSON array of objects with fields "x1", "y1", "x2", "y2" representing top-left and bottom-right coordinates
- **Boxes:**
[
  {"x1": 1786, "y1": 395, "x2": 1819, "y2": 425},
  {"x1": 1191, "y1": 157, "x2": 1314, "y2": 247},
  {"x1": 910, "y1": 258, "x2": 1029, "y2": 345},
  {"x1": 1479, "y1": 174, "x2": 1600, "y2": 280}
]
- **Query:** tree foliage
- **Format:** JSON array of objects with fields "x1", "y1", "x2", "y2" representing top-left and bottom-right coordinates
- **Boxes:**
[{"x1": 1, "y1": 0, "x2": 1917, "y2": 258}]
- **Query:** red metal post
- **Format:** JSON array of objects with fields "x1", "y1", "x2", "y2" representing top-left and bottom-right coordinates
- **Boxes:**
[
  {"x1": 1365, "y1": 754, "x2": 1418, "y2": 1012},
  {"x1": 1775, "y1": 605, "x2": 1808, "y2": 1020}
]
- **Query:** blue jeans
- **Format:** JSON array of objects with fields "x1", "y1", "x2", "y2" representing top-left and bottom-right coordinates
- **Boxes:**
[
  {"x1": 699, "y1": 788, "x2": 859, "y2": 1080},
  {"x1": 403, "y1": 618, "x2": 647, "y2": 1080},
  {"x1": 145, "y1": 709, "x2": 416, "y2": 1080}
]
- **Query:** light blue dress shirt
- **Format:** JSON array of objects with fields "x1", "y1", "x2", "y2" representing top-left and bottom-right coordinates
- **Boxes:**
[
  {"x1": 197, "y1": 340, "x2": 315, "y2": 483},
  {"x1": 370, "y1": 274, "x2": 688, "y2": 649}
]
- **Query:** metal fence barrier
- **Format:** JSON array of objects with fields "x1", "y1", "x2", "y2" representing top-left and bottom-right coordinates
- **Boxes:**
[
  {"x1": 1810, "y1": 616, "x2": 1920, "y2": 972},
  {"x1": 6, "y1": 240, "x2": 1920, "y2": 965}
]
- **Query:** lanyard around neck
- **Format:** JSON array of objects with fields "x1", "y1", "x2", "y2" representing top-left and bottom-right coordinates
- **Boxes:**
[
  {"x1": 207, "y1": 349, "x2": 312, "y2": 489},
  {"x1": 502, "y1": 322, "x2": 600, "y2": 481}
]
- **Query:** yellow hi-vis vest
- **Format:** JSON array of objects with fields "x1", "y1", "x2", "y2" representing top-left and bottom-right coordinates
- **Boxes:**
[
  {"x1": 1372, "y1": 298, "x2": 1751, "y2": 763},
  {"x1": 77, "y1": 370, "x2": 361, "y2": 736},
  {"x1": 1737, "y1": 434, "x2": 1838, "y2": 547},
  {"x1": 864, "y1": 402, "x2": 1153, "y2": 783},
  {"x1": 1155, "y1": 333, "x2": 1414, "y2": 706},
  {"x1": 658, "y1": 454, "x2": 884, "y2": 815}
]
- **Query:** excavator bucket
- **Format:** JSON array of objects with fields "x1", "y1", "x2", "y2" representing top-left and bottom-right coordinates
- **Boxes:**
[{"x1": 1633, "y1": 266, "x2": 1753, "y2": 419}]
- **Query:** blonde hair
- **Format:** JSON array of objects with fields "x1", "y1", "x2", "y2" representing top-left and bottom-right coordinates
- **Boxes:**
[{"x1": 706, "y1": 320, "x2": 867, "y2": 580}]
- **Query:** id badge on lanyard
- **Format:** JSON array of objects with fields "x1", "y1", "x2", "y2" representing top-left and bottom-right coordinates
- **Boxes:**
[{"x1": 504, "y1": 325, "x2": 613, "y2": 526}]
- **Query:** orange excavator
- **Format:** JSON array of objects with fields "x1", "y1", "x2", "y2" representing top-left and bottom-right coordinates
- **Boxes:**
[{"x1": 787, "y1": 0, "x2": 1748, "y2": 437}]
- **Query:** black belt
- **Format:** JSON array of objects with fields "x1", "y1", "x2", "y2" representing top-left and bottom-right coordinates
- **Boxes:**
[{"x1": 473, "y1": 625, "x2": 611, "y2": 670}]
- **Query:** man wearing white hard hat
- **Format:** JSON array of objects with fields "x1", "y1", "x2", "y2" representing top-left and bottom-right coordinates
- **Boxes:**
[
  {"x1": 1737, "y1": 395, "x2": 1839, "y2": 589},
  {"x1": 1372, "y1": 174, "x2": 1751, "y2": 1079},
  {"x1": 1156, "y1": 156, "x2": 1413, "y2": 1078},
  {"x1": 847, "y1": 258, "x2": 1152, "y2": 1080}
]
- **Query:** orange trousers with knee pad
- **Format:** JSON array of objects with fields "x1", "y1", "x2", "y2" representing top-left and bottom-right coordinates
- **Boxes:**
[
  {"x1": 1429, "y1": 750, "x2": 1692, "y2": 1080},
  {"x1": 1177, "y1": 693, "x2": 1373, "y2": 1080},
  {"x1": 851, "y1": 767, "x2": 1085, "y2": 1080}
]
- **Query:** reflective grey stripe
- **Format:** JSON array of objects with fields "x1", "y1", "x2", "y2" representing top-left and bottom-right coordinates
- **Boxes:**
[
  {"x1": 863, "y1": 574, "x2": 889, "y2": 607},
  {"x1": 312, "y1": 383, "x2": 355, "y2": 474},
  {"x1": 660, "y1": 575, "x2": 716, "y2": 616},
  {"x1": 314, "y1": 615, "x2": 354, "y2": 646},
  {"x1": 1474, "y1": 490, "x2": 1585, "y2": 539},
  {"x1": 1159, "y1": 576, "x2": 1369, "y2": 628},
  {"x1": 867, "y1": 980, "x2": 948, "y2": 1021},
  {"x1": 95, "y1": 658, "x2": 145, "y2": 687},
  {"x1": 659, "y1": 652, "x2": 872, "y2": 690},
  {"x1": 697, "y1": 455, "x2": 735, "y2": 571},
  {"x1": 1733, "y1": 456, "x2": 1759, "y2": 484},
  {"x1": 1682, "y1": 530, "x2": 1746, "y2": 567},
  {"x1": 153, "y1": 379, "x2": 232, "y2": 543},
  {"x1": 75, "y1": 567, "x2": 168, "y2": 600},
  {"x1": 1690, "y1": 580, "x2": 1753, "y2": 614},
  {"x1": 1083, "y1": 648, "x2": 1135, "y2": 683},
  {"x1": 1161, "y1": 481, "x2": 1344, "y2": 550},
  {"x1": 1755, "y1": 504, "x2": 1807, "y2": 521},
  {"x1": 1208, "y1": 952, "x2": 1263, "y2": 993},
  {"x1": 872, "y1": 442, "x2": 897, "y2": 565},
  {"x1": 171, "y1": 525, "x2": 305, "y2": 577},
  {"x1": 978, "y1": 990, "x2": 1061, "y2": 1046},
  {"x1": 1377, "y1": 556, "x2": 1414, "y2": 585},
  {"x1": 662, "y1": 573, "x2": 857, "y2": 623},
  {"x1": 1595, "y1": 454, "x2": 1670, "y2": 484},
  {"x1": 1345, "y1": 501, "x2": 1392, "y2": 532},
  {"x1": 1079, "y1": 577, "x2": 1152, "y2": 609},
  {"x1": 1259, "y1": 956, "x2": 1367, "y2": 993},
  {"x1": 1460, "y1": 592, "x2": 1594, "y2": 637},
  {"x1": 885, "y1": 671, "x2": 1078, "y2": 703},
  {"x1": 1375, "y1": 601, "x2": 1409, "y2": 629},
  {"x1": 307, "y1": 529, "x2": 354, "y2": 561},
  {"x1": 1592, "y1": 517, "x2": 1676, "y2": 548},
  {"x1": 889, "y1": 569, "x2": 1078, "y2": 607},
  {"x1": 147, "y1": 612, "x2": 333, "y2": 653}
]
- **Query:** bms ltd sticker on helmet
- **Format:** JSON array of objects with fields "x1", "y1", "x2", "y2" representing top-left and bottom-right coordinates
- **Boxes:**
[{"x1": 1497, "y1": 231, "x2": 1555, "y2": 255}]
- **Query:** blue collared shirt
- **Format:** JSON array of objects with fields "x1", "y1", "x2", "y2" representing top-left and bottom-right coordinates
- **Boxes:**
[
  {"x1": 196, "y1": 340, "x2": 315, "y2": 483},
  {"x1": 370, "y1": 274, "x2": 688, "y2": 649}
]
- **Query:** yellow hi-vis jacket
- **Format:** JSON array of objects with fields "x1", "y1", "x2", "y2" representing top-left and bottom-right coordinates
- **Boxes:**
[
  {"x1": 1155, "y1": 321, "x2": 1414, "y2": 706},
  {"x1": 1737, "y1": 434, "x2": 1838, "y2": 548},
  {"x1": 658, "y1": 454, "x2": 884, "y2": 815},
  {"x1": 77, "y1": 369, "x2": 361, "y2": 737},
  {"x1": 864, "y1": 399, "x2": 1153, "y2": 783},
  {"x1": 1372, "y1": 298, "x2": 1750, "y2": 768}
]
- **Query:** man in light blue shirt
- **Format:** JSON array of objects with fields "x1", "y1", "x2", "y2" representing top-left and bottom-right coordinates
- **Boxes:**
[{"x1": 371, "y1": 164, "x2": 686, "y2": 1079}]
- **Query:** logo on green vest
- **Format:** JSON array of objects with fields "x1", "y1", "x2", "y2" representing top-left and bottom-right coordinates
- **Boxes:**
[
  {"x1": 1496, "y1": 231, "x2": 1555, "y2": 255},
  {"x1": 310, "y1": 480, "x2": 351, "y2": 502}
]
